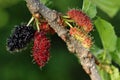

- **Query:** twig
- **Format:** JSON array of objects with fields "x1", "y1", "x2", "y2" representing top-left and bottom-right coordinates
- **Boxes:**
[{"x1": 25, "y1": 0, "x2": 101, "y2": 80}]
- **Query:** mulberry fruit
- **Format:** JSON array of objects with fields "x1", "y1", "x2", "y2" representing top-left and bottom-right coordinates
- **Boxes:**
[
  {"x1": 39, "y1": 22, "x2": 55, "y2": 34},
  {"x1": 67, "y1": 9, "x2": 93, "y2": 32},
  {"x1": 69, "y1": 27, "x2": 92, "y2": 49},
  {"x1": 33, "y1": 31, "x2": 50, "y2": 67},
  {"x1": 70, "y1": 27, "x2": 86, "y2": 42},
  {"x1": 81, "y1": 36, "x2": 92, "y2": 49},
  {"x1": 7, "y1": 23, "x2": 35, "y2": 52}
]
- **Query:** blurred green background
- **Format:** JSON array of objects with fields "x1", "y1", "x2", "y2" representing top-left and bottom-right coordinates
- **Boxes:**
[{"x1": 0, "y1": 0, "x2": 120, "y2": 80}]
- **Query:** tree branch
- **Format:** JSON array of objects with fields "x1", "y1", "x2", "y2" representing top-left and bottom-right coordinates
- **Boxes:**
[{"x1": 25, "y1": 0, "x2": 101, "y2": 80}]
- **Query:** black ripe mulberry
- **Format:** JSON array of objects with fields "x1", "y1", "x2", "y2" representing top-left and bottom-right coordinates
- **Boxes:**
[{"x1": 7, "y1": 23, "x2": 35, "y2": 52}]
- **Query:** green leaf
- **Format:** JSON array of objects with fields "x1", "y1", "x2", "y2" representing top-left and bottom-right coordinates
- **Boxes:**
[
  {"x1": 111, "y1": 51, "x2": 120, "y2": 66},
  {"x1": 94, "y1": 17, "x2": 117, "y2": 52},
  {"x1": 40, "y1": 0, "x2": 48, "y2": 4},
  {"x1": 99, "y1": 69, "x2": 111, "y2": 80},
  {"x1": 92, "y1": 0, "x2": 119, "y2": 17},
  {"x1": 110, "y1": 66, "x2": 120, "y2": 80},
  {"x1": 82, "y1": 0, "x2": 97, "y2": 18},
  {"x1": 117, "y1": 38, "x2": 120, "y2": 52},
  {"x1": 111, "y1": 38, "x2": 120, "y2": 66},
  {"x1": 91, "y1": 45, "x2": 104, "y2": 57},
  {"x1": 40, "y1": 0, "x2": 52, "y2": 5},
  {"x1": 116, "y1": 0, "x2": 120, "y2": 7},
  {"x1": 99, "y1": 65, "x2": 120, "y2": 80}
]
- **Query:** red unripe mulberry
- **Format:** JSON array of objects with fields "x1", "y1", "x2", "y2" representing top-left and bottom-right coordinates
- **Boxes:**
[
  {"x1": 39, "y1": 22, "x2": 55, "y2": 34},
  {"x1": 69, "y1": 27, "x2": 92, "y2": 49},
  {"x1": 33, "y1": 31, "x2": 50, "y2": 67},
  {"x1": 81, "y1": 36, "x2": 92, "y2": 49},
  {"x1": 67, "y1": 9, "x2": 93, "y2": 32},
  {"x1": 69, "y1": 27, "x2": 86, "y2": 42}
]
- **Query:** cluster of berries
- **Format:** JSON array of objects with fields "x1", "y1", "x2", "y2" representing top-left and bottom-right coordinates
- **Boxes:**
[
  {"x1": 6, "y1": 9, "x2": 93, "y2": 68},
  {"x1": 7, "y1": 21, "x2": 52, "y2": 67},
  {"x1": 65, "y1": 9, "x2": 93, "y2": 49}
]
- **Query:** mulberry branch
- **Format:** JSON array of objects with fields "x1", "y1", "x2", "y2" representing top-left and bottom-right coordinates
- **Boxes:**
[{"x1": 25, "y1": 0, "x2": 101, "y2": 80}]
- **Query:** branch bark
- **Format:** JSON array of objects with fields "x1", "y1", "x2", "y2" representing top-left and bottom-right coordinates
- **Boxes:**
[{"x1": 25, "y1": 0, "x2": 101, "y2": 80}]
